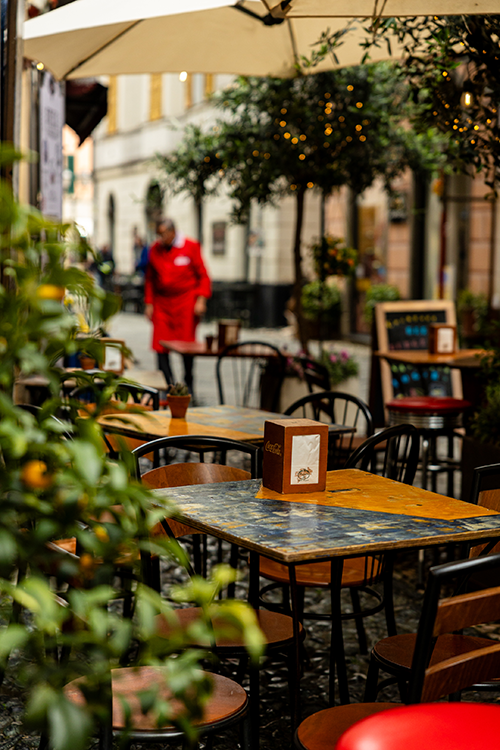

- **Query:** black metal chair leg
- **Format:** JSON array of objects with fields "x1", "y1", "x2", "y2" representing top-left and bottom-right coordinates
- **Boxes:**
[
  {"x1": 363, "y1": 656, "x2": 380, "y2": 701},
  {"x1": 349, "y1": 588, "x2": 368, "y2": 655},
  {"x1": 383, "y1": 554, "x2": 397, "y2": 637}
]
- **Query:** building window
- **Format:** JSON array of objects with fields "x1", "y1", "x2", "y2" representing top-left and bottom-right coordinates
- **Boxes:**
[
  {"x1": 212, "y1": 221, "x2": 226, "y2": 256},
  {"x1": 107, "y1": 76, "x2": 117, "y2": 134},
  {"x1": 145, "y1": 181, "x2": 164, "y2": 243},
  {"x1": 184, "y1": 74, "x2": 211, "y2": 110},
  {"x1": 149, "y1": 74, "x2": 162, "y2": 121},
  {"x1": 108, "y1": 194, "x2": 116, "y2": 252}
]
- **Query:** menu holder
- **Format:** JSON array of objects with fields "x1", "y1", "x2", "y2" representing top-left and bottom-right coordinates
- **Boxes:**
[
  {"x1": 428, "y1": 323, "x2": 456, "y2": 354},
  {"x1": 218, "y1": 319, "x2": 240, "y2": 350},
  {"x1": 262, "y1": 418, "x2": 328, "y2": 494},
  {"x1": 99, "y1": 338, "x2": 125, "y2": 374}
]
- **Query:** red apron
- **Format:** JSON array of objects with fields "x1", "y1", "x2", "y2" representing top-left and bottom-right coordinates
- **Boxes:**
[{"x1": 144, "y1": 236, "x2": 211, "y2": 352}]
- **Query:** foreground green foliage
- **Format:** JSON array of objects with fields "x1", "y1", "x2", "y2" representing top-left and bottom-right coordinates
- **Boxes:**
[{"x1": 0, "y1": 146, "x2": 263, "y2": 750}]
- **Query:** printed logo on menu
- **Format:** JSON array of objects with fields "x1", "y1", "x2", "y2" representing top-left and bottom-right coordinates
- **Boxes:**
[{"x1": 265, "y1": 441, "x2": 282, "y2": 456}]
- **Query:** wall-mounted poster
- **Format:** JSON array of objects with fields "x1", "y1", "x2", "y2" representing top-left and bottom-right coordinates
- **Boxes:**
[{"x1": 39, "y1": 72, "x2": 65, "y2": 219}]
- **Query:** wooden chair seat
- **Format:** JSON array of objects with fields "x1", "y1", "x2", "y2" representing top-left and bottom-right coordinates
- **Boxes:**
[
  {"x1": 295, "y1": 554, "x2": 500, "y2": 750},
  {"x1": 366, "y1": 464, "x2": 500, "y2": 701},
  {"x1": 296, "y1": 703, "x2": 395, "y2": 750},
  {"x1": 259, "y1": 556, "x2": 383, "y2": 589},
  {"x1": 65, "y1": 667, "x2": 248, "y2": 733},
  {"x1": 52, "y1": 537, "x2": 77, "y2": 555},
  {"x1": 156, "y1": 607, "x2": 302, "y2": 651}
]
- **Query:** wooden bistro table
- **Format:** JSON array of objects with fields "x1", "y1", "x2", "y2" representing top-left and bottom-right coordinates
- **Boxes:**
[
  {"x1": 152, "y1": 468, "x2": 500, "y2": 730},
  {"x1": 98, "y1": 404, "x2": 355, "y2": 448}
]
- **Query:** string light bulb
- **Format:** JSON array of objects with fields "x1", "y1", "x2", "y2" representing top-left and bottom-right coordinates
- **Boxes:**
[{"x1": 179, "y1": 71, "x2": 188, "y2": 82}]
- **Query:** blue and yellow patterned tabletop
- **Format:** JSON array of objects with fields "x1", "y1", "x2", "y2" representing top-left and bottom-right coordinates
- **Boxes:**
[{"x1": 153, "y1": 469, "x2": 500, "y2": 564}]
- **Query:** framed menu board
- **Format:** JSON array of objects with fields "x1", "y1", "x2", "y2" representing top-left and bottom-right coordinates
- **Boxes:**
[{"x1": 374, "y1": 300, "x2": 462, "y2": 405}]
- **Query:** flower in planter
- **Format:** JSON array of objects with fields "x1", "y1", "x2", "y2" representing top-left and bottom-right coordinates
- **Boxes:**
[
  {"x1": 319, "y1": 347, "x2": 359, "y2": 387},
  {"x1": 310, "y1": 235, "x2": 358, "y2": 279}
]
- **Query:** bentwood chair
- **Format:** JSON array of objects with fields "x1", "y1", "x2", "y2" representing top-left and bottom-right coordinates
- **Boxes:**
[
  {"x1": 283, "y1": 391, "x2": 374, "y2": 470},
  {"x1": 216, "y1": 340, "x2": 286, "y2": 412},
  {"x1": 294, "y1": 553, "x2": 500, "y2": 750},
  {"x1": 296, "y1": 355, "x2": 331, "y2": 393},
  {"x1": 132, "y1": 435, "x2": 261, "y2": 583},
  {"x1": 259, "y1": 424, "x2": 420, "y2": 655},
  {"x1": 364, "y1": 461, "x2": 500, "y2": 701},
  {"x1": 132, "y1": 438, "x2": 300, "y2": 746}
]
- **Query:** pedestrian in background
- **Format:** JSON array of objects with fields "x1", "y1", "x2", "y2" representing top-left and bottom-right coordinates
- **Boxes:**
[{"x1": 144, "y1": 218, "x2": 211, "y2": 393}]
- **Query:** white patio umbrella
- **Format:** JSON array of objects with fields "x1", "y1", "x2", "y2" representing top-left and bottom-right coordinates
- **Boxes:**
[
  {"x1": 23, "y1": 0, "x2": 410, "y2": 80},
  {"x1": 261, "y1": 0, "x2": 499, "y2": 18}
]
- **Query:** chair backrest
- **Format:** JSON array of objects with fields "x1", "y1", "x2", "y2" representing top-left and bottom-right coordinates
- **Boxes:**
[
  {"x1": 216, "y1": 341, "x2": 286, "y2": 412},
  {"x1": 284, "y1": 390, "x2": 374, "y2": 467},
  {"x1": 297, "y1": 356, "x2": 331, "y2": 393},
  {"x1": 70, "y1": 381, "x2": 160, "y2": 412},
  {"x1": 465, "y1": 463, "x2": 500, "y2": 579},
  {"x1": 469, "y1": 463, "x2": 500, "y2": 512},
  {"x1": 408, "y1": 553, "x2": 500, "y2": 703},
  {"x1": 132, "y1": 434, "x2": 261, "y2": 479},
  {"x1": 141, "y1": 462, "x2": 250, "y2": 489},
  {"x1": 345, "y1": 423, "x2": 420, "y2": 485}
]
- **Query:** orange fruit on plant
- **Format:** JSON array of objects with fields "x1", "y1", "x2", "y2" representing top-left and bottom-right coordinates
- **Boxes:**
[
  {"x1": 21, "y1": 460, "x2": 53, "y2": 490},
  {"x1": 36, "y1": 284, "x2": 65, "y2": 302}
]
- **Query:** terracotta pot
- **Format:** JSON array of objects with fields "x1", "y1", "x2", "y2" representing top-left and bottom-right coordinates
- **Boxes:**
[
  {"x1": 79, "y1": 355, "x2": 97, "y2": 370},
  {"x1": 167, "y1": 394, "x2": 191, "y2": 419}
]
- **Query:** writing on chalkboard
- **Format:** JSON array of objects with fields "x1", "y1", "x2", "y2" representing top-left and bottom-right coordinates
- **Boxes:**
[
  {"x1": 374, "y1": 301, "x2": 461, "y2": 407},
  {"x1": 385, "y1": 311, "x2": 446, "y2": 350},
  {"x1": 384, "y1": 310, "x2": 452, "y2": 396}
]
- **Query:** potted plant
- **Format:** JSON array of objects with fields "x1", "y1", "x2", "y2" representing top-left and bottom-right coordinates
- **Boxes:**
[
  {"x1": 167, "y1": 381, "x2": 191, "y2": 418},
  {"x1": 318, "y1": 347, "x2": 360, "y2": 388},
  {"x1": 363, "y1": 283, "x2": 401, "y2": 327},
  {"x1": 299, "y1": 235, "x2": 357, "y2": 343},
  {"x1": 301, "y1": 279, "x2": 342, "y2": 340},
  {"x1": 457, "y1": 289, "x2": 488, "y2": 345},
  {"x1": 461, "y1": 341, "x2": 500, "y2": 499},
  {"x1": 0, "y1": 146, "x2": 261, "y2": 749}
]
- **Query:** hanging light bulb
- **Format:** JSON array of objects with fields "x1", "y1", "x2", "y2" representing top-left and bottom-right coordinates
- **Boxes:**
[{"x1": 460, "y1": 82, "x2": 474, "y2": 108}]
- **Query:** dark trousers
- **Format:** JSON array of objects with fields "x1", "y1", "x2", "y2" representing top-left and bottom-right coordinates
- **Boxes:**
[{"x1": 157, "y1": 352, "x2": 194, "y2": 393}]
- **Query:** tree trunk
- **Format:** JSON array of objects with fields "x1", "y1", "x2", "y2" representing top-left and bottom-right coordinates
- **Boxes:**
[
  {"x1": 195, "y1": 199, "x2": 203, "y2": 245},
  {"x1": 291, "y1": 186, "x2": 308, "y2": 352}
]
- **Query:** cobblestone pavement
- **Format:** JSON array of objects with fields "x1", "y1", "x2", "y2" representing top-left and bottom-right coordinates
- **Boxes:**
[
  {"x1": 1, "y1": 315, "x2": 491, "y2": 747},
  {"x1": 3, "y1": 526, "x2": 500, "y2": 749}
]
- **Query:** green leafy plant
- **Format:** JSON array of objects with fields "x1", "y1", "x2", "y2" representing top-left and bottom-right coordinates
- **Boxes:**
[
  {"x1": 471, "y1": 382, "x2": 500, "y2": 449},
  {"x1": 301, "y1": 280, "x2": 341, "y2": 324},
  {"x1": 318, "y1": 348, "x2": 359, "y2": 387},
  {"x1": 168, "y1": 382, "x2": 190, "y2": 396},
  {"x1": 469, "y1": 332, "x2": 500, "y2": 448},
  {"x1": 363, "y1": 282, "x2": 401, "y2": 325},
  {"x1": 457, "y1": 289, "x2": 488, "y2": 334},
  {"x1": 0, "y1": 146, "x2": 262, "y2": 750}
]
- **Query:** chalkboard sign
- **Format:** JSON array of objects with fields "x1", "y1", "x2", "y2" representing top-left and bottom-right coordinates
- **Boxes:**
[{"x1": 375, "y1": 300, "x2": 462, "y2": 405}]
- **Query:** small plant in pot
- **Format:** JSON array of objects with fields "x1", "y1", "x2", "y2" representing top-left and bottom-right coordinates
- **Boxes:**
[{"x1": 167, "y1": 382, "x2": 191, "y2": 418}]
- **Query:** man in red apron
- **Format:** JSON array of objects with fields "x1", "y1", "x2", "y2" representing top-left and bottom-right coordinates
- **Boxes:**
[{"x1": 144, "y1": 218, "x2": 211, "y2": 393}]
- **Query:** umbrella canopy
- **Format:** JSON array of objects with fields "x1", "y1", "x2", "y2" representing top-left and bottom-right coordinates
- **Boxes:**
[
  {"x1": 262, "y1": 0, "x2": 499, "y2": 17},
  {"x1": 23, "y1": 0, "x2": 409, "y2": 80}
]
